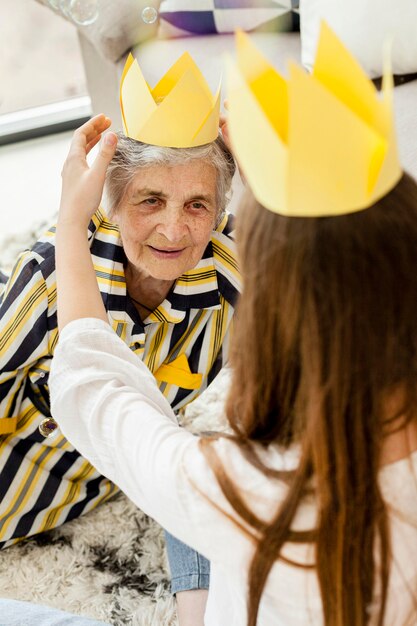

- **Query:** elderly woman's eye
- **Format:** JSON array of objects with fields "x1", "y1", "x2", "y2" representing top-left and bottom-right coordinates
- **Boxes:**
[
  {"x1": 143, "y1": 198, "x2": 159, "y2": 206},
  {"x1": 190, "y1": 202, "x2": 205, "y2": 209}
]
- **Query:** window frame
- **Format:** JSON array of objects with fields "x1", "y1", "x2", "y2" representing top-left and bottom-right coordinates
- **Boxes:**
[{"x1": 0, "y1": 96, "x2": 92, "y2": 146}]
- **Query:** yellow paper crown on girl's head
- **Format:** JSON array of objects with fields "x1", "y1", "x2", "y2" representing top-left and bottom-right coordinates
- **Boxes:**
[
  {"x1": 120, "y1": 52, "x2": 221, "y2": 148},
  {"x1": 227, "y1": 23, "x2": 402, "y2": 217}
]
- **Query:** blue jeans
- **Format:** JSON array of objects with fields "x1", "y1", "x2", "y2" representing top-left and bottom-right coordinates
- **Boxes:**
[
  {"x1": 0, "y1": 600, "x2": 109, "y2": 626},
  {"x1": 165, "y1": 531, "x2": 210, "y2": 595}
]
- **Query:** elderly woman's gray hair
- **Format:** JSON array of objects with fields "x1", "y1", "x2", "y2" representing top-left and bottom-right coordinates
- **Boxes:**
[{"x1": 105, "y1": 133, "x2": 236, "y2": 223}]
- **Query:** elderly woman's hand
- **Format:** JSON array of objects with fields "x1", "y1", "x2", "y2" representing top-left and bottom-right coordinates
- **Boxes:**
[{"x1": 58, "y1": 114, "x2": 118, "y2": 228}]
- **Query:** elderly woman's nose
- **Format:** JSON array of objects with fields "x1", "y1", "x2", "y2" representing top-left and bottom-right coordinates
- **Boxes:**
[{"x1": 156, "y1": 211, "x2": 188, "y2": 241}]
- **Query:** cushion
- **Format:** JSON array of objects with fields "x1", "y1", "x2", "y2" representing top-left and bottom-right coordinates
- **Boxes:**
[
  {"x1": 158, "y1": 0, "x2": 300, "y2": 38},
  {"x1": 300, "y1": 0, "x2": 417, "y2": 78},
  {"x1": 34, "y1": 0, "x2": 161, "y2": 63}
]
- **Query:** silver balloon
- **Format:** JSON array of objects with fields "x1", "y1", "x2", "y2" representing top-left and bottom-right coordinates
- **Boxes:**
[
  {"x1": 141, "y1": 6, "x2": 158, "y2": 24},
  {"x1": 47, "y1": 0, "x2": 60, "y2": 9},
  {"x1": 68, "y1": 0, "x2": 99, "y2": 26}
]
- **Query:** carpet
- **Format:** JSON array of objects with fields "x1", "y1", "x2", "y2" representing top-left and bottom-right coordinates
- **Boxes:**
[{"x1": 0, "y1": 223, "x2": 230, "y2": 625}]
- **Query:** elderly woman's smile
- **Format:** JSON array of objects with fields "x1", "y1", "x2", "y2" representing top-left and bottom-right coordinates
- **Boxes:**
[{"x1": 113, "y1": 160, "x2": 218, "y2": 283}]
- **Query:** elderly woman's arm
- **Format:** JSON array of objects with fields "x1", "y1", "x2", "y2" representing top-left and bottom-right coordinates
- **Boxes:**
[{"x1": 55, "y1": 115, "x2": 117, "y2": 331}]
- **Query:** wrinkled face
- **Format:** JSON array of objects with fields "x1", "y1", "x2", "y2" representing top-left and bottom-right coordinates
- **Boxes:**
[{"x1": 113, "y1": 160, "x2": 218, "y2": 281}]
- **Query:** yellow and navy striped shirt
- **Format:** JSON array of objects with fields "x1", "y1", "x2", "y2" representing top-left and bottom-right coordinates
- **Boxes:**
[{"x1": 0, "y1": 209, "x2": 240, "y2": 548}]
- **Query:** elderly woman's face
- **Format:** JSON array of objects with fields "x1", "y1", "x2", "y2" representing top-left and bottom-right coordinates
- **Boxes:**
[{"x1": 113, "y1": 160, "x2": 218, "y2": 281}]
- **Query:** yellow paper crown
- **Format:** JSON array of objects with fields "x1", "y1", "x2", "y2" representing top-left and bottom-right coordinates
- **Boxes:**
[
  {"x1": 227, "y1": 23, "x2": 402, "y2": 217},
  {"x1": 120, "y1": 52, "x2": 221, "y2": 148}
]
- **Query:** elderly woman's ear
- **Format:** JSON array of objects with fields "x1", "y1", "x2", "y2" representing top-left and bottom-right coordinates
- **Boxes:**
[
  {"x1": 220, "y1": 99, "x2": 231, "y2": 145},
  {"x1": 219, "y1": 106, "x2": 246, "y2": 187},
  {"x1": 219, "y1": 107, "x2": 231, "y2": 154}
]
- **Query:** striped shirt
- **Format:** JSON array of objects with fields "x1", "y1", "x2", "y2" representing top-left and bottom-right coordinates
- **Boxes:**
[{"x1": 0, "y1": 209, "x2": 240, "y2": 548}]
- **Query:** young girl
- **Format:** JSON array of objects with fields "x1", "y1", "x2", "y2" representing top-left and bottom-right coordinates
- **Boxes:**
[{"x1": 49, "y1": 31, "x2": 417, "y2": 626}]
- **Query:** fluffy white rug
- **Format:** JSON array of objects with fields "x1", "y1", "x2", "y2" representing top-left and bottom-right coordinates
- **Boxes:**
[{"x1": 0, "y1": 223, "x2": 230, "y2": 625}]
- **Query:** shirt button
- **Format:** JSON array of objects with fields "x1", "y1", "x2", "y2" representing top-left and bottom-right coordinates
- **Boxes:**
[{"x1": 39, "y1": 417, "x2": 59, "y2": 438}]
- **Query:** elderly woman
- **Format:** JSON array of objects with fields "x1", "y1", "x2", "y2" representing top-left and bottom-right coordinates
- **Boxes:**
[{"x1": 0, "y1": 119, "x2": 239, "y2": 623}]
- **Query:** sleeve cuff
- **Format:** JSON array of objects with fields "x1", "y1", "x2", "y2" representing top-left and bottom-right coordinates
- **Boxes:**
[{"x1": 59, "y1": 317, "x2": 113, "y2": 343}]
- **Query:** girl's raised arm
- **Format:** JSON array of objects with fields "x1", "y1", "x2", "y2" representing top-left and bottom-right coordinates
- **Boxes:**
[{"x1": 56, "y1": 114, "x2": 117, "y2": 331}]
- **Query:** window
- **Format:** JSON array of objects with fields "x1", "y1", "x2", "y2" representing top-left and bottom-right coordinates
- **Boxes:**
[{"x1": 0, "y1": 0, "x2": 91, "y2": 144}]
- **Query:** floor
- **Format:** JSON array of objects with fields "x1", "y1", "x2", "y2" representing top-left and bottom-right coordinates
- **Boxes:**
[{"x1": 0, "y1": 132, "x2": 74, "y2": 240}]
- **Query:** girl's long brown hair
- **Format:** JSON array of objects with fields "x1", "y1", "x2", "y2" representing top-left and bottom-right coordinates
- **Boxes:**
[{"x1": 201, "y1": 173, "x2": 417, "y2": 625}]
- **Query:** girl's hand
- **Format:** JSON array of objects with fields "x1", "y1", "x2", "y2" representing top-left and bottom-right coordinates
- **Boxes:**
[{"x1": 58, "y1": 114, "x2": 118, "y2": 228}]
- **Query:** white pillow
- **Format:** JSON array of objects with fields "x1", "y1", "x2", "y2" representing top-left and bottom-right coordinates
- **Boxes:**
[
  {"x1": 158, "y1": 0, "x2": 297, "y2": 38},
  {"x1": 300, "y1": 0, "x2": 417, "y2": 78}
]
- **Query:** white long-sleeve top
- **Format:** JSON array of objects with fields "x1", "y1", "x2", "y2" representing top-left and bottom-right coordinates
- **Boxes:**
[{"x1": 49, "y1": 319, "x2": 417, "y2": 626}]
